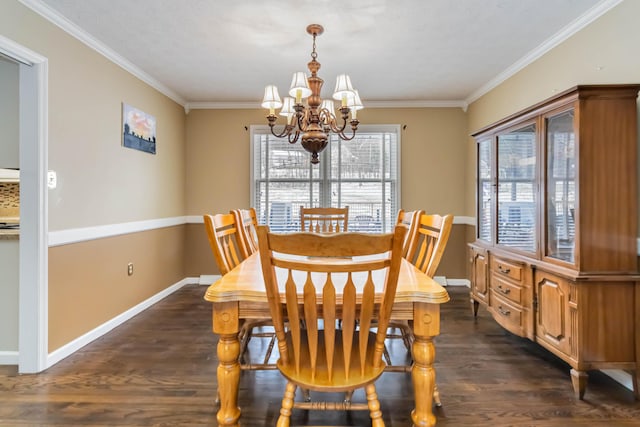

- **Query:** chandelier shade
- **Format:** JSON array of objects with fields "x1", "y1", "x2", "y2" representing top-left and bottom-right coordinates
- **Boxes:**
[
  {"x1": 261, "y1": 85, "x2": 283, "y2": 113},
  {"x1": 261, "y1": 24, "x2": 363, "y2": 164}
]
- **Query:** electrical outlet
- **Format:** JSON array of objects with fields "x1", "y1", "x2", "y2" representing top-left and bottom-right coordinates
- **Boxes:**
[{"x1": 127, "y1": 262, "x2": 134, "y2": 276}]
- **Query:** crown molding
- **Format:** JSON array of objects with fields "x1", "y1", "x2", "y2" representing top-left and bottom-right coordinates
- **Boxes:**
[
  {"x1": 465, "y1": 0, "x2": 624, "y2": 105},
  {"x1": 18, "y1": 0, "x2": 186, "y2": 107},
  {"x1": 186, "y1": 99, "x2": 468, "y2": 112}
]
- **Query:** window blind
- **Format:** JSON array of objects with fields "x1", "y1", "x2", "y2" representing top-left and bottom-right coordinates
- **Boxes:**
[{"x1": 251, "y1": 125, "x2": 400, "y2": 233}]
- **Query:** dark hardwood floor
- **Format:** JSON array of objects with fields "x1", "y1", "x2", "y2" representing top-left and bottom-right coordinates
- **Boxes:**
[{"x1": 1, "y1": 285, "x2": 638, "y2": 426}]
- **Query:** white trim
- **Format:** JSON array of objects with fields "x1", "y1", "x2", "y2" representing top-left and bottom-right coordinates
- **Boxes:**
[
  {"x1": 433, "y1": 276, "x2": 447, "y2": 287},
  {"x1": 0, "y1": 34, "x2": 42, "y2": 65},
  {"x1": 0, "y1": 351, "x2": 19, "y2": 365},
  {"x1": 199, "y1": 274, "x2": 222, "y2": 285},
  {"x1": 46, "y1": 277, "x2": 197, "y2": 368},
  {"x1": 46, "y1": 214, "x2": 478, "y2": 247},
  {"x1": 637, "y1": 238, "x2": 640, "y2": 256},
  {"x1": 453, "y1": 216, "x2": 475, "y2": 226},
  {"x1": 446, "y1": 278, "x2": 471, "y2": 287},
  {"x1": 17, "y1": 0, "x2": 185, "y2": 107},
  {"x1": 2, "y1": 36, "x2": 51, "y2": 374},
  {"x1": 187, "y1": 100, "x2": 468, "y2": 111},
  {"x1": 601, "y1": 369, "x2": 634, "y2": 392},
  {"x1": 466, "y1": 0, "x2": 623, "y2": 105},
  {"x1": 48, "y1": 216, "x2": 188, "y2": 247},
  {"x1": 187, "y1": 215, "x2": 205, "y2": 224}
]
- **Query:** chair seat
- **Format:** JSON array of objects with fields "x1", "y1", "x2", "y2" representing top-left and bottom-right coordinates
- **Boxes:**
[{"x1": 278, "y1": 330, "x2": 386, "y2": 392}]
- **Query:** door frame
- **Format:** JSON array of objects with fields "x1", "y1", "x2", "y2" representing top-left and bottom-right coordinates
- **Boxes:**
[{"x1": 0, "y1": 35, "x2": 48, "y2": 373}]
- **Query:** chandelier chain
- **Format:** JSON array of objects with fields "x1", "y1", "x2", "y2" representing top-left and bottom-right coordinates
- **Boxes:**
[{"x1": 311, "y1": 34, "x2": 317, "y2": 60}]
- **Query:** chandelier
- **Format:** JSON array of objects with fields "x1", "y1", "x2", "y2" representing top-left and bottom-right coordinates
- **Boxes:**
[{"x1": 261, "y1": 24, "x2": 363, "y2": 164}]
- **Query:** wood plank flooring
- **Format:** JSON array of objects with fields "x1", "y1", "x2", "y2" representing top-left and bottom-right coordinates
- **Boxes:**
[{"x1": 1, "y1": 284, "x2": 638, "y2": 426}]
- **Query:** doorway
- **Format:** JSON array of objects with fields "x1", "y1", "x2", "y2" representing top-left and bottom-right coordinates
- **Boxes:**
[{"x1": 0, "y1": 35, "x2": 48, "y2": 373}]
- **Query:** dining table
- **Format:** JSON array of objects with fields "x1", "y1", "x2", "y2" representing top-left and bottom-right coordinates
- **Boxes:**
[{"x1": 204, "y1": 251, "x2": 450, "y2": 427}]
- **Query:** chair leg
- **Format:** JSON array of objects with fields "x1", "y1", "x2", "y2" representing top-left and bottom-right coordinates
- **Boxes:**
[
  {"x1": 433, "y1": 383, "x2": 442, "y2": 407},
  {"x1": 365, "y1": 383, "x2": 384, "y2": 427},
  {"x1": 277, "y1": 382, "x2": 297, "y2": 427},
  {"x1": 382, "y1": 343, "x2": 392, "y2": 365},
  {"x1": 344, "y1": 389, "x2": 354, "y2": 405}
]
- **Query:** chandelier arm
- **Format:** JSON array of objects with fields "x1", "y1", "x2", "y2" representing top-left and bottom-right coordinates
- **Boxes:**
[
  {"x1": 336, "y1": 120, "x2": 360, "y2": 141},
  {"x1": 288, "y1": 130, "x2": 301, "y2": 144},
  {"x1": 295, "y1": 107, "x2": 311, "y2": 131},
  {"x1": 269, "y1": 122, "x2": 294, "y2": 139},
  {"x1": 327, "y1": 114, "x2": 349, "y2": 134}
]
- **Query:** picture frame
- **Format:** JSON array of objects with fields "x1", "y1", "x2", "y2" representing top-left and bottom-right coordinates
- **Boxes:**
[{"x1": 122, "y1": 103, "x2": 156, "y2": 154}]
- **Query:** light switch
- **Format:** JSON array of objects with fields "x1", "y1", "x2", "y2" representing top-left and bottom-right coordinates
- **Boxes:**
[{"x1": 47, "y1": 170, "x2": 57, "y2": 189}]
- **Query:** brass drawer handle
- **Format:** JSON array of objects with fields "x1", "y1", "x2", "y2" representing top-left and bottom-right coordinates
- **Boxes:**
[
  {"x1": 498, "y1": 306, "x2": 511, "y2": 316},
  {"x1": 498, "y1": 265, "x2": 511, "y2": 274},
  {"x1": 497, "y1": 285, "x2": 511, "y2": 295}
]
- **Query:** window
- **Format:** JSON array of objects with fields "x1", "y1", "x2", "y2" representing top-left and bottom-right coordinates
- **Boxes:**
[{"x1": 251, "y1": 125, "x2": 400, "y2": 233}]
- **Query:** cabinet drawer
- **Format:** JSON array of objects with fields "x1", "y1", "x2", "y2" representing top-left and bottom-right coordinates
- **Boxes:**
[
  {"x1": 490, "y1": 257, "x2": 524, "y2": 283},
  {"x1": 490, "y1": 292, "x2": 524, "y2": 336},
  {"x1": 491, "y1": 275, "x2": 522, "y2": 305}
]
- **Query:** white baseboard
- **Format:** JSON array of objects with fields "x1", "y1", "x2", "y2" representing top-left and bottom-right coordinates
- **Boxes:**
[
  {"x1": 601, "y1": 369, "x2": 634, "y2": 392},
  {"x1": 444, "y1": 278, "x2": 470, "y2": 287},
  {"x1": 46, "y1": 277, "x2": 198, "y2": 368},
  {"x1": 0, "y1": 351, "x2": 19, "y2": 365},
  {"x1": 199, "y1": 274, "x2": 221, "y2": 285}
]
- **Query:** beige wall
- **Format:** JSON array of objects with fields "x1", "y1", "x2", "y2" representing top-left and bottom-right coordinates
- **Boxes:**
[
  {"x1": 1, "y1": 1, "x2": 187, "y2": 353},
  {"x1": 186, "y1": 108, "x2": 468, "y2": 215},
  {"x1": 465, "y1": 0, "x2": 640, "y2": 219},
  {"x1": 1, "y1": 1, "x2": 186, "y2": 231},
  {"x1": 48, "y1": 226, "x2": 185, "y2": 351},
  {"x1": 185, "y1": 107, "x2": 470, "y2": 277}
]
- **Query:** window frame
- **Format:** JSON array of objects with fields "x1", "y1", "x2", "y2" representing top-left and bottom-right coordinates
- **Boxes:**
[{"x1": 249, "y1": 124, "x2": 402, "y2": 232}]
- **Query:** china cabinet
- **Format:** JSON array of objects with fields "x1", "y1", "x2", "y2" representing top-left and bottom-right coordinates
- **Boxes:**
[{"x1": 469, "y1": 85, "x2": 640, "y2": 399}]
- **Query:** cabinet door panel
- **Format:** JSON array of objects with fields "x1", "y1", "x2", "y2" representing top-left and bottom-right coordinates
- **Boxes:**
[
  {"x1": 477, "y1": 137, "x2": 493, "y2": 243},
  {"x1": 545, "y1": 109, "x2": 576, "y2": 264},
  {"x1": 536, "y1": 273, "x2": 573, "y2": 356},
  {"x1": 471, "y1": 250, "x2": 489, "y2": 304},
  {"x1": 497, "y1": 123, "x2": 537, "y2": 253}
]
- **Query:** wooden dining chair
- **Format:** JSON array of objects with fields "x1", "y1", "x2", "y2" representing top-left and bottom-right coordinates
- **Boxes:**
[
  {"x1": 203, "y1": 213, "x2": 275, "y2": 372},
  {"x1": 203, "y1": 213, "x2": 249, "y2": 275},
  {"x1": 395, "y1": 209, "x2": 424, "y2": 257},
  {"x1": 232, "y1": 208, "x2": 259, "y2": 255},
  {"x1": 406, "y1": 213, "x2": 454, "y2": 278},
  {"x1": 387, "y1": 212, "x2": 453, "y2": 407},
  {"x1": 299, "y1": 206, "x2": 349, "y2": 233},
  {"x1": 382, "y1": 209, "x2": 425, "y2": 351},
  {"x1": 256, "y1": 225, "x2": 406, "y2": 427}
]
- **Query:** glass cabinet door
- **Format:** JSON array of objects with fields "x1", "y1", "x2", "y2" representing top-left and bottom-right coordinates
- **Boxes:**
[
  {"x1": 545, "y1": 110, "x2": 575, "y2": 263},
  {"x1": 496, "y1": 123, "x2": 537, "y2": 252},
  {"x1": 477, "y1": 137, "x2": 493, "y2": 242}
]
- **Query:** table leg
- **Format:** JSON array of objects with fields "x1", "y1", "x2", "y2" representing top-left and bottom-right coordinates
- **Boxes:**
[
  {"x1": 213, "y1": 302, "x2": 241, "y2": 426},
  {"x1": 411, "y1": 302, "x2": 440, "y2": 427}
]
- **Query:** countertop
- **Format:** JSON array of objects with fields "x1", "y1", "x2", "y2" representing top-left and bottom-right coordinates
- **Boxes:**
[{"x1": 0, "y1": 229, "x2": 19, "y2": 240}]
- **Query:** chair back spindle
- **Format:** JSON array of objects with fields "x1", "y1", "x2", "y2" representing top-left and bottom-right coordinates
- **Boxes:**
[
  {"x1": 406, "y1": 213, "x2": 453, "y2": 277},
  {"x1": 232, "y1": 208, "x2": 259, "y2": 255},
  {"x1": 203, "y1": 213, "x2": 248, "y2": 275},
  {"x1": 257, "y1": 226, "x2": 405, "y2": 392},
  {"x1": 395, "y1": 209, "x2": 424, "y2": 257},
  {"x1": 299, "y1": 206, "x2": 349, "y2": 233}
]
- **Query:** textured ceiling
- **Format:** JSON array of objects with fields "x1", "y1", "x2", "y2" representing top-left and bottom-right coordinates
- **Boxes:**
[{"x1": 31, "y1": 0, "x2": 609, "y2": 106}]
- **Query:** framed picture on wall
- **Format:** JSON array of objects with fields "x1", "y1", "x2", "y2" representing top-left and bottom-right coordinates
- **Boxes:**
[{"x1": 122, "y1": 103, "x2": 156, "y2": 154}]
